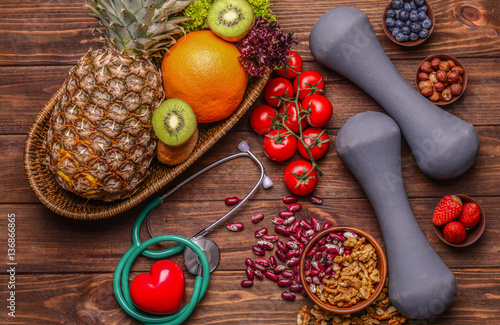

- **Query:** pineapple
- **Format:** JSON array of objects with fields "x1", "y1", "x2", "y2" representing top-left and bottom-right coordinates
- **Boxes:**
[{"x1": 45, "y1": 0, "x2": 195, "y2": 201}]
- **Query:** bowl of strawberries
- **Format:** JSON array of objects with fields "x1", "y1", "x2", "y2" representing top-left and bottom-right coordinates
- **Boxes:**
[{"x1": 432, "y1": 194, "x2": 486, "y2": 247}]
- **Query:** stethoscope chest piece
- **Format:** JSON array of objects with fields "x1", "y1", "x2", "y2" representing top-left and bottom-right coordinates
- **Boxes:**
[{"x1": 184, "y1": 237, "x2": 220, "y2": 275}]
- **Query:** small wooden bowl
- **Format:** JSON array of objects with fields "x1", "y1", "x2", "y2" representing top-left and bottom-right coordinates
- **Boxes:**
[
  {"x1": 433, "y1": 194, "x2": 486, "y2": 247},
  {"x1": 415, "y1": 54, "x2": 467, "y2": 106},
  {"x1": 382, "y1": 0, "x2": 435, "y2": 47},
  {"x1": 299, "y1": 226, "x2": 387, "y2": 314}
]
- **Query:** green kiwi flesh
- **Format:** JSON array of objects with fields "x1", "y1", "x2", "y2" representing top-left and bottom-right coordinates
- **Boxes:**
[
  {"x1": 152, "y1": 98, "x2": 197, "y2": 146},
  {"x1": 207, "y1": 0, "x2": 255, "y2": 42}
]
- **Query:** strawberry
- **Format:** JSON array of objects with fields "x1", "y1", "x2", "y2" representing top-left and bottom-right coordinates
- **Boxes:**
[
  {"x1": 432, "y1": 195, "x2": 463, "y2": 226},
  {"x1": 443, "y1": 221, "x2": 467, "y2": 243},
  {"x1": 459, "y1": 202, "x2": 481, "y2": 228}
]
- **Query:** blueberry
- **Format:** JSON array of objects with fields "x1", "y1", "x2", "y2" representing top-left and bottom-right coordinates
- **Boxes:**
[
  {"x1": 395, "y1": 32, "x2": 406, "y2": 42},
  {"x1": 418, "y1": 11, "x2": 427, "y2": 20},
  {"x1": 386, "y1": 9, "x2": 396, "y2": 18},
  {"x1": 401, "y1": 26, "x2": 411, "y2": 35},
  {"x1": 395, "y1": 19, "x2": 405, "y2": 28},
  {"x1": 410, "y1": 21, "x2": 421, "y2": 33},
  {"x1": 418, "y1": 5, "x2": 428, "y2": 12},
  {"x1": 403, "y1": 2, "x2": 412, "y2": 12},
  {"x1": 409, "y1": 10, "x2": 419, "y2": 21},
  {"x1": 421, "y1": 17, "x2": 432, "y2": 29},
  {"x1": 414, "y1": 0, "x2": 425, "y2": 6},
  {"x1": 391, "y1": 27, "x2": 401, "y2": 37},
  {"x1": 419, "y1": 28, "x2": 429, "y2": 38},
  {"x1": 386, "y1": 17, "x2": 396, "y2": 27},
  {"x1": 392, "y1": 0, "x2": 404, "y2": 9},
  {"x1": 410, "y1": 0, "x2": 417, "y2": 9},
  {"x1": 394, "y1": 9, "x2": 401, "y2": 20},
  {"x1": 399, "y1": 10, "x2": 409, "y2": 21},
  {"x1": 409, "y1": 32, "x2": 419, "y2": 41},
  {"x1": 406, "y1": 19, "x2": 411, "y2": 26}
]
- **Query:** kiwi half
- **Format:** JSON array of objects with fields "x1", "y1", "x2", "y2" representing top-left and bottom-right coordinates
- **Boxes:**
[
  {"x1": 152, "y1": 98, "x2": 197, "y2": 146},
  {"x1": 157, "y1": 127, "x2": 199, "y2": 166},
  {"x1": 207, "y1": 0, "x2": 255, "y2": 42}
]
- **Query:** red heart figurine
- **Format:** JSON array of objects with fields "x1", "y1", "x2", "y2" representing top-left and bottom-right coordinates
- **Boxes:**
[{"x1": 130, "y1": 260, "x2": 185, "y2": 314}]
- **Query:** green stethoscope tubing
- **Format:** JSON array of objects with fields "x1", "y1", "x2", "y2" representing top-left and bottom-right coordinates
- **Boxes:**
[{"x1": 113, "y1": 233, "x2": 210, "y2": 325}]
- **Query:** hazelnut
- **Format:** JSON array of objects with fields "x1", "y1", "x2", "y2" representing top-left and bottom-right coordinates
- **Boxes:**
[
  {"x1": 451, "y1": 66, "x2": 465, "y2": 75},
  {"x1": 442, "y1": 88, "x2": 453, "y2": 101},
  {"x1": 429, "y1": 71, "x2": 438, "y2": 84},
  {"x1": 459, "y1": 76, "x2": 463, "y2": 84},
  {"x1": 433, "y1": 82, "x2": 445, "y2": 92},
  {"x1": 450, "y1": 83, "x2": 463, "y2": 96},
  {"x1": 439, "y1": 61, "x2": 451, "y2": 72},
  {"x1": 447, "y1": 60, "x2": 456, "y2": 68},
  {"x1": 431, "y1": 58, "x2": 441, "y2": 70},
  {"x1": 418, "y1": 72, "x2": 429, "y2": 81},
  {"x1": 448, "y1": 71, "x2": 460, "y2": 84},
  {"x1": 436, "y1": 69, "x2": 448, "y2": 82},
  {"x1": 429, "y1": 91, "x2": 441, "y2": 102},
  {"x1": 420, "y1": 61, "x2": 433, "y2": 73},
  {"x1": 421, "y1": 87, "x2": 433, "y2": 97},
  {"x1": 419, "y1": 80, "x2": 434, "y2": 90}
]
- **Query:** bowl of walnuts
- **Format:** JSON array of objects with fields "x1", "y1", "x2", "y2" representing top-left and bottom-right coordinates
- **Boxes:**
[{"x1": 416, "y1": 54, "x2": 467, "y2": 105}]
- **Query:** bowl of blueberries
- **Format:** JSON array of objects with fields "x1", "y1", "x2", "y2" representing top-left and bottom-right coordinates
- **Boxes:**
[{"x1": 383, "y1": 0, "x2": 435, "y2": 46}]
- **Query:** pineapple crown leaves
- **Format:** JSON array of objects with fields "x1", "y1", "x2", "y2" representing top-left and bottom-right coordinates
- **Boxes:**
[{"x1": 85, "y1": 0, "x2": 195, "y2": 57}]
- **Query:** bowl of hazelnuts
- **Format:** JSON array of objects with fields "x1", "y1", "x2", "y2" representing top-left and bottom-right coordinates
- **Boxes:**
[{"x1": 416, "y1": 54, "x2": 467, "y2": 105}]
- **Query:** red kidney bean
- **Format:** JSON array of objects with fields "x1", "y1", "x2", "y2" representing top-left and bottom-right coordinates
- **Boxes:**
[
  {"x1": 225, "y1": 197, "x2": 240, "y2": 205},
  {"x1": 295, "y1": 273, "x2": 301, "y2": 285},
  {"x1": 310, "y1": 269, "x2": 320, "y2": 276},
  {"x1": 281, "y1": 270, "x2": 295, "y2": 279},
  {"x1": 286, "y1": 241, "x2": 299, "y2": 250},
  {"x1": 262, "y1": 234, "x2": 279, "y2": 242},
  {"x1": 299, "y1": 243, "x2": 305, "y2": 254},
  {"x1": 324, "y1": 260, "x2": 332, "y2": 267},
  {"x1": 329, "y1": 233, "x2": 346, "y2": 242},
  {"x1": 274, "y1": 265, "x2": 285, "y2": 274},
  {"x1": 327, "y1": 253, "x2": 337, "y2": 260},
  {"x1": 286, "y1": 249, "x2": 300, "y2": 260},
  {"x1": 325, "y1": 266, "x2": 333, "y2": 275},
  {"x1": 227, "y1": 222, "x2": 244, "y2": 232},
  {"x1": 289, "y1": 234, "x2": 299, "y2": 242},
  {"x1": 307, "y1": 246, "x2": 318, "y2": 258},
  {"x1": 308, "y1": 195, "x2": 323, "y2": 205},
  {"x1": 303, "y1": 229, "x2": 315, "y2": 237},
  {"x1": 311, "y1": 217, "x2": 321, "y2": 232},
  {"x1": 305, "y1": 276, "x2": 312, "y2": 284},
  {"x1": 300, "y1": 236, "x2": 310, "y2": 245},
  {"x1": 283, "y1": 196, "x2": 298, "y2": 204},
  {"x1": 288, "y1": 203, "x2": 301, "y2": 212},
  {"x1": 276, "y1": 250, "x2": 287, "y2": 262},
  {"x1": 343, "y1": 231, "x2": 360, "y2": 239},
  {"x1": 281, "y1": 292, "x2": 296, "y2": 301},
  {"x1": 254, "y1": 270, "x2": 264, "y2": 280},
  {"x1": 312, "y1": 276, "x2": 321, "y2": 285},
  {"x1": 246, "y1": 266, "x2": 254, "y2": 280},
  {"x1": 254, "y1": 263, "x2": 267, "y2": 273},
  {"x1": 325, "y1": 244, "x2": 340, "y2": 254},
  {"x1": 241, "y1": 280, "x2": 253, "y2": 287},
  {"x1": 278, "y1": 279, "x2": 293, "y2": 287},
  {"x1": 292, "y1": 265, "x2": 300, "y2": 274},
  {"x1": 251, "y1": 213, "x2": 264, "y2": 223},
  {"x1": 312, "y1": 260, "x2": 325, "y2": 271},
  {"x1": 265, "y1": 271, "x2": 279, "y2": 282},
  {"x1": 279, "y1": 211, "x2": 294, "y2": 218},
  {"x1": 322, "y1": 221, "x2": 332, "y2": 230},
  {"x1": 254, "y1": 227, "x2": 267, "y2": 238},
  {"x1": 305, "y1": 259, "x2": 312, "y2": 270},
  {"x1": 252, "y1": 246, "x2": 265, "y2": 256},
  {"x1": 309, "y1": 283, "x2": 317, "y2": 294},
  {"x1": 272, "y1": 216, "x2": 285, "y2": 225},
  {"x1": 289, "y1": 220, "x2": 300, "y2": 233},
  {"x1": 290, "y1": 283, "x2": 302, "y2": 292},
  {"x1": 314, "y1": 251, "x2": 323, "y2": 260},
  {"x1": 245, "y1": 258, "x2": 254, "y2": 267},
  {"x1": 296, "y1": 227, "x2": 303, "y2": 239},
  {"x1": 287, "y1": 257, "x2": 300, "y2": 268},
  {"x1": 324, "y1": 274, "x2": 332, "y2": 280},
  {"x1": 255, "y1": 257, "x2": 269, "y2": 266},
  {"x1": 318, "y1": 237, "x2": 326, "y2": 246},
  {"x1": 275, "y1": 225, "x2": 290, "y2": 237},
  {"x1": 301, "y1": 289, "x2": 307, "y2": 297},
  {"x1": 299, "y1": 219, "x2": 312, "y2": 230},
  {"x1": 344, "y1": 248, "x2": 352, "y2": 255},
  {"x1": 257, "y1": 240, "x2": 274, "y2": 251},
  {"x1": 283, "y1": 216, "x2": 296, "y2": 226},
  {"x1": 276, "y1": 241, "x2": 288, "y2": 253}
]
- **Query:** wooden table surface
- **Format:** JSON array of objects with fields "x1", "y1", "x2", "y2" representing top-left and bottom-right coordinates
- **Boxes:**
[{"x1": 1, "y1": 0, "x2": 499, "y2": 324}]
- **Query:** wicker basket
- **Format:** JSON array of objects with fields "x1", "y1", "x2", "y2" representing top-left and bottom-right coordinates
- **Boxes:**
[{"x1": 24, "y1": 74, "x2": 269, "y2": 220}]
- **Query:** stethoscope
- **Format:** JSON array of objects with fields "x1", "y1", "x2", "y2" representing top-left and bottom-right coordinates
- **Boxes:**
[{"x1": 114, "y1": 141, "x2": 273, "y2": 325}]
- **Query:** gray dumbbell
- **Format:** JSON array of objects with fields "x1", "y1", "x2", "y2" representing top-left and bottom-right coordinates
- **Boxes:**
[
  {"x1": 309, "y1": 6, "x2": 479, "y2": 180},
  {"x1": 336, "y1": 111, "x2": 456, "y2": 319}
]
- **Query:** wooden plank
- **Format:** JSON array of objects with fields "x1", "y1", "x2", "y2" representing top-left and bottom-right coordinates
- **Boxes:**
[
  {"x1": 1, "y1": 197, "x2": 498, "y2": 273},
  {"x1": 0, "y1": 269, "x2": 499, "y2": 324}
]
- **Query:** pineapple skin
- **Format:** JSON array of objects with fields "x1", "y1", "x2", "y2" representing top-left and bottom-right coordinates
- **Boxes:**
[{"x1": 45, "y1": 47, "x2": 164, "y2": 201}]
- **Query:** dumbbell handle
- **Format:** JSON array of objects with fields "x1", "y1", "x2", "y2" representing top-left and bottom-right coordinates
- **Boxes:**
[{"x1": 310, "y1": 6, "x2": 479, "y2": 180}]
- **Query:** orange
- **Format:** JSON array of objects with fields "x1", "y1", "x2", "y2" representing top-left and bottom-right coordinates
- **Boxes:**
[{"x1": 161, "y1": 30, "x2": 248, "y2": 123}]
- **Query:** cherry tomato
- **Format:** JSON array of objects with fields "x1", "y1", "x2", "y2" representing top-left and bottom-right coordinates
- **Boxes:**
[
  {"x1": 279, "y1": 102, "x2": 307, "y2": 133},
  {"x1": 263, "y1": 129, "x2": 297, "y2": 162},
  {"x1": 263, "y1": 77, "x2": 294, "y2": 107},
  {"x1": 275, "y1": 50, "x2": 303, "y2": 79},
  {"x1": 284, "y1": 160, "x2": 318, "y2": 196},
  {"x1": 294, "y1": 71, "x2": 325, "y2": 101},
  {"x1": 298, "y1": 128, "x2": 330, "y2": 160},
  {"x1": 301, "y1": 95, "x2": 333, "y2": 127},
  {"x1": 250, "y1": 104, "x2": 277, "y2": 135}
]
